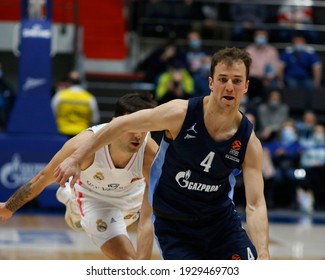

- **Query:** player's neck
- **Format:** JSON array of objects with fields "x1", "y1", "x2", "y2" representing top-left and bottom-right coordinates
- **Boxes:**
[{"x1": 108, "y1": 143, "x2": 134, "y2": 169}]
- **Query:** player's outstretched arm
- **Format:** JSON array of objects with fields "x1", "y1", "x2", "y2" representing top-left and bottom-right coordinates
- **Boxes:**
[
  {"x1": 54, "y1": 99, "x2": 188, "y2": 190},
  {"x1": 0, "y1": 164, "x2": 56, "y2": 224},
  {"x1": 0, "y1": 130, "x2": 94, "y2": 224}
]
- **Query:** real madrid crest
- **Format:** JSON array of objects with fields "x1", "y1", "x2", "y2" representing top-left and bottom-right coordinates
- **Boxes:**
[
  {"x1": 93, "y1": 172, "x2": 104, "y2": 181},
  {"x1": 96, "y1": 219, "x2": 107, "y2": 232}
]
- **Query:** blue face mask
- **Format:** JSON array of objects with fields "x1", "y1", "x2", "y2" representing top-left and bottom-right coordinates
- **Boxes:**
[
  {"x1": 294, "y1": 44, "x2": 306, "y2": 52},
  {"x1": 281, "y1": 127, "x2": 297, "y2": 146},
  {"x1": 189, "y1": 39, "x2": 202, "y2": 49},
  {"x1": 255, "y1": 36, "x2": 267, "y2": 46}
]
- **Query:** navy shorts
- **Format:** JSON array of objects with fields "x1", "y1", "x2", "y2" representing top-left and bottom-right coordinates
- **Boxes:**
[{"x1": 153, "y1": 214, "x2": 257, "y2": 260}]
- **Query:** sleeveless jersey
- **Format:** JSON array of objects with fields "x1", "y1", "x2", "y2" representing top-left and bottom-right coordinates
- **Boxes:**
[
  {"x1": 149, "y1": 96, "x2": 253, "y2": 221},
  {"x1": 75, "y1": 123, "x2": 148, "y2": 213}
]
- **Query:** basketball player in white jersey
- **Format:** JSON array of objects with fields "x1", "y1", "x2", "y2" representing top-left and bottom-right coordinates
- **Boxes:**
[{"x1": 0, "y1": 92, "x2": 158, "y2": 260}]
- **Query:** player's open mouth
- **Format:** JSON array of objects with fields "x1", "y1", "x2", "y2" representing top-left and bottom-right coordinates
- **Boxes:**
[
  {"x1": 223, "y1": 96, "x2": 234, "y2": 100},
  {"x1": 131, "y1": 142, "x2": 140, "y2": 147}
]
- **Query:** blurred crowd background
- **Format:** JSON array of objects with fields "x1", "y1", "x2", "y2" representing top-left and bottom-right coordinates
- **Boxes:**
[{"x1": 1, "y1": 0, "x2": 325, "y2": 213}]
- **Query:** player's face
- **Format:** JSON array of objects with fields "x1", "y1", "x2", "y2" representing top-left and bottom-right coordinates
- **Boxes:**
[
  {"x1": 118, "y1": 132, "x2": 147, "y2": 153},
  {"x1": 208, "y1": 61, "x2": 249, "y2": 109}
]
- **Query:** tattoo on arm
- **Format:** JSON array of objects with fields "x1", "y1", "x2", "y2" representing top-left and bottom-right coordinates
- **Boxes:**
[{"x1": 5, "y1": 182, "x2": 34, "y2": 213}]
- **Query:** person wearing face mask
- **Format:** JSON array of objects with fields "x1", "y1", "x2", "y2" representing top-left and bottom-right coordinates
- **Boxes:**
[
  {"x1": 256, "y1": 89, "x2": 289, "y2": 143},
  {"x1": 245, "y1": 29, "x2": 281, "y2": 104},
  {"x1": 184, "y1": 31, "x2": 209, "y2": 75},
  {"x1": 300, "y1": 123, "x2": 325, "y2": 210},
  {"x1": 296, "y1": 110, "x2": 318, "y2": 147},
  {"x1": 263, "y1": 119, "x2": 303, "y2": 208},
  {"x1": 192, "y1": 54, "x2": 212, "y2": 97},
  {"x1": 279, "y1": 33, "x2": 322, "y2": 90}
]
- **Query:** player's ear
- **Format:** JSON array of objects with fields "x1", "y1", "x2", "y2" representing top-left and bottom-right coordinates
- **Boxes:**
[{"x1": 244, "y1": 79, "x2": 249, "y2": 93}]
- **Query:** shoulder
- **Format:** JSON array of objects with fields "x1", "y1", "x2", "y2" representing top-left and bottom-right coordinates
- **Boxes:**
[{"x1": 306, "y1": 46, "x2": 316, "y2": 54}]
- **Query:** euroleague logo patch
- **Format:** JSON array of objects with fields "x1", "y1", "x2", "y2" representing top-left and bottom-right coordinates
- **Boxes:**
[
  {"x1": 231, "y1": 253, "x2": 242, "y2": 260},
  {"x1": 225, "y1": 140, "x2": 241, "y2": 162},
  {"x1": 231, "y1": 140, "x2": 242, "y2": 151}
]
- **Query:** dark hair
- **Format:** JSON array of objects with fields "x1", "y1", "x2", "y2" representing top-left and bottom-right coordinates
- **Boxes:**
[
  {"x1": 210, "y1": 47, "x2": 252, "y2": 80},
  {"x1": 114, "y1": 92, "x2": 157, "y2": 117}
]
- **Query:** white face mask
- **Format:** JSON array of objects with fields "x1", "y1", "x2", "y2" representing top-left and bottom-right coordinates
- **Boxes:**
[{"x1": 281, "y1": 127, "x2": 297, "y2": 146}]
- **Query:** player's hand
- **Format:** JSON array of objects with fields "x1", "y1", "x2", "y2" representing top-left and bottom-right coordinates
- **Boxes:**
[
  {"x1": 0, "y1": 203, "x2": 13, "y2": 224},
  {"x1": 54, "y1": 157, "x2": 81, "y2": 188}
]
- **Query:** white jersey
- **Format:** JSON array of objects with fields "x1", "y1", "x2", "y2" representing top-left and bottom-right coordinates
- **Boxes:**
[{"x1": 74, "y1": 123, "x2": 148, "y2": 214}]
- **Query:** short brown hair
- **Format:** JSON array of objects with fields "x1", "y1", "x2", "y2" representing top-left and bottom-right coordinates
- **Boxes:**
[
  {"x1": 114, "y1": 92, "x2": 157, "y2": 117},
  {"x1": 210, "y1": 47, "x2": 252, "y2": 80}
]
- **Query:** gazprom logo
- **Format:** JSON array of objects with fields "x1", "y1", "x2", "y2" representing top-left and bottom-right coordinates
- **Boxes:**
[
  {"x1": 22, "y1": 24, "x2": 51, "y2": 39},
  {"x1": 175, "y1": 170, "x2": 221, "y2": 192},
  {"x1": 0, "y1": 154, "x2": 46, "y2": 189}
]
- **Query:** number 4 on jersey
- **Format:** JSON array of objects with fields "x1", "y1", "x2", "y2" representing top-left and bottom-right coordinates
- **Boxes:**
[{"x1": 200, "y1": 152, "x2": 215, "y2": 172}]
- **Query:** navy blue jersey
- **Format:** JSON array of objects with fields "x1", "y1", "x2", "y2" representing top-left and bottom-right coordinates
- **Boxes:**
[{"x1": 149, "y1": 96, "x2": 253, "y2": 221}]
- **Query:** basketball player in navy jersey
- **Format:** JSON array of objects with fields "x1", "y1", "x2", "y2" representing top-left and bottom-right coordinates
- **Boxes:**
[{"x1": 54, "y1": 47, "x2": 270, "y2": 260}]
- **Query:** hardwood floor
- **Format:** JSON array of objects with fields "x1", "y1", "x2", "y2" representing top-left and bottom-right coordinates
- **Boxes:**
[{"x1": 1, "y1": 210, "x2": 325, "y2": 260}]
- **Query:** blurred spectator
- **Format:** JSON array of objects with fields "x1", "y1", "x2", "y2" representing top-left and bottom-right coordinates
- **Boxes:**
[
  {"x1": 0, "y1": 63, "x2": 16, "y2": 132},
  {"x1": 155, "y1": 64, "x2": 194, "y2": 104},
  {"x1": 135, "y1": 37, "x2": 186, "y2": 84},
  {"x1": 279, "y1": 33, "x2": 322, "y2": 90},
  {"x1": 140, "y1": 0, "x2": 172, "y2": 37},
  {"x1": 51, "y1": 75, "x2": 72, "y2": 97},
  {"x1": 245, "y1": 29, "x2": 281, "y2": 102},
  {"x1": 172, "y1": 0, "x2": 205, "y2": 37},
  {"x1": 51, "y1": 71, "x2": 100, "y2": 137},
  {"x1": 192, "y1": 54, "x2": 211, "y2": 97},
  {"x1": 228, "y1": 3, "x2": 268, "y2": 42},
  {"x1": 300, "y1": 123, "x2": 325, "y2": 210},
  {"x1": 256, "y1": 89, "x2": 289, "y2": 143},
  {"x1": 299, "y1": 123, "x2": 325, "y2": 212},
  {"x1": 263, "y1": 119, "x2": 303, "y2": 208},
  {"x1": 140, "y1": 0, "x2": 204, "y2": 37},
  {"x1": 184, "y1": 31, "x2": 209, "y2": 75},
  {"x1": 300, "y1": 123, "x2": 325, "y2": 167},
  {"x1": 276, "y1": 1, "x2": 318, "y2": 44},
  {"x1": 296, "y1": 110, "x2": 318, "y2": 147},
  {"x1": 191, "y1": 3, "x2": 226, "y2": 40}
]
